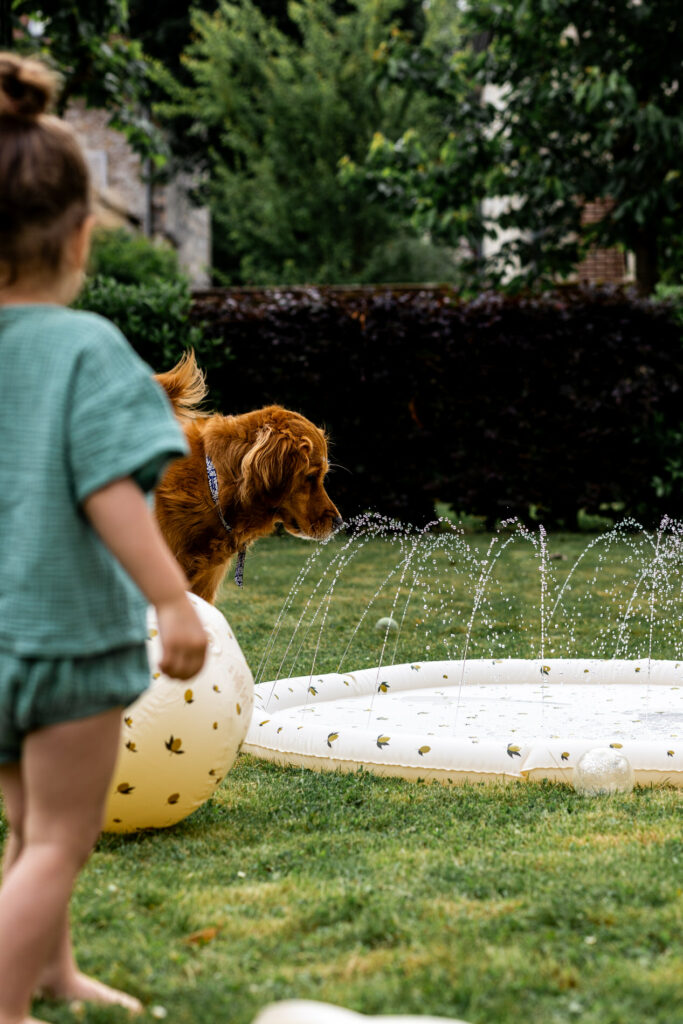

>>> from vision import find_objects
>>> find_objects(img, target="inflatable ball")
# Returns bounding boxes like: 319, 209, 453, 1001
252, 1000, 470, 1024
103, 594, 254, 833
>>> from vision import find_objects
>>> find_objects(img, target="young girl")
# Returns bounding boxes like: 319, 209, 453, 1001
0, 53, 208, 1023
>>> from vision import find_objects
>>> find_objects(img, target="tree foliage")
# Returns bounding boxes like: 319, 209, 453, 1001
348, 0, 683, 293
6, 0, 167, 165
154, 0, 446, 285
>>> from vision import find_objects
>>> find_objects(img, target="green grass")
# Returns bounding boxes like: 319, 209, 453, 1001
4, 528, 683, 1024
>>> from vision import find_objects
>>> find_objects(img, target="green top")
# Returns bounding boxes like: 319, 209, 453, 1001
0, 304, 188, 656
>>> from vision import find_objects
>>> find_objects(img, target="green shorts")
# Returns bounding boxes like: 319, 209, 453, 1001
0, 644, 150, 764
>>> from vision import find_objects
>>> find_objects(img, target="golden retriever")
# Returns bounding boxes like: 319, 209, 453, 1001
154, 352, 342, 604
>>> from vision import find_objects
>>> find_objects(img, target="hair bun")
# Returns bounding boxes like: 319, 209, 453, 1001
0, 53, 58, 118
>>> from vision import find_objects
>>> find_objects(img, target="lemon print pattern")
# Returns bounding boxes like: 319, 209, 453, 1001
103, 595, 254, 833
241, 658, 683, 788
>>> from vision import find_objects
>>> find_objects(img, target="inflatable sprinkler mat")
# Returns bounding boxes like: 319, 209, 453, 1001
243, 659, 683, 787
104, 595, 254, 833
252, 1000, 469, 1024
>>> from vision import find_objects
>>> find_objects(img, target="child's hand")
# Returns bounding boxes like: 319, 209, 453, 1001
156, 594, 208, 680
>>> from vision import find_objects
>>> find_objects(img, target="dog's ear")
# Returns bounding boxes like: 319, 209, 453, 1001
238, 426, 313, 501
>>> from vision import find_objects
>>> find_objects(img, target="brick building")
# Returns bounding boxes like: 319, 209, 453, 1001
575, 197, 632, 286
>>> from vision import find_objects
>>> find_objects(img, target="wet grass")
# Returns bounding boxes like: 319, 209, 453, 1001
4, 527, 682, 1024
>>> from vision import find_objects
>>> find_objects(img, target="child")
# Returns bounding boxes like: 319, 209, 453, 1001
0, 53, 208, 1023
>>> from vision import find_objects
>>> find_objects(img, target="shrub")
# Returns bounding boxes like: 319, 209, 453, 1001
190, 285, 683, 527
88, 228, 181, 286
358, 236, 461, 286
74, 277, 227, 378
655, 283, 683, 319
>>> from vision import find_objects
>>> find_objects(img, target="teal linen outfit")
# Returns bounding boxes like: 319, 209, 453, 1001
0, 305, 188, 762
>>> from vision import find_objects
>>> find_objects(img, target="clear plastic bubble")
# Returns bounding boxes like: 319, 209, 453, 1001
573, 746, 635, 796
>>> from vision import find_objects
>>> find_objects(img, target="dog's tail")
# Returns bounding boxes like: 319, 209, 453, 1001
155, 350, 208, 421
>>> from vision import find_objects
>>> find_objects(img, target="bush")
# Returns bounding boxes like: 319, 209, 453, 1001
88, 228, 181, 286
655, 283, 683, 317
358, 236, 461, 286
74, 276, 227, 378
190, 285, 683, 527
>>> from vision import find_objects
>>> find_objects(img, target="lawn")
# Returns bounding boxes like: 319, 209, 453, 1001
8, 523, 683, 1024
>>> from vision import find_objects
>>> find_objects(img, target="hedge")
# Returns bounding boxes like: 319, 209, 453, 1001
74, 276, 228, 383
75, 279, 683, 527
185, 285, 683, 527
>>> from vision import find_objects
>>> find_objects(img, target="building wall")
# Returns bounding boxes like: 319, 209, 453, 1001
575, 198, 629, 286
479, 85, 630, 287
64, 101, 211, 287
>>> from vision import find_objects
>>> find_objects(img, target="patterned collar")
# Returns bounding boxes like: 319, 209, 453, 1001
205, 454, 246, 588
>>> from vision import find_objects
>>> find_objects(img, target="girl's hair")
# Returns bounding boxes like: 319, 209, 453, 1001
0, 52, 92, 286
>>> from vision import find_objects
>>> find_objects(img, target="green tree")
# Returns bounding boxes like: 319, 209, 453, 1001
154, 0, 443, 284
5, 1, 167, 166
349, 0, 683, 294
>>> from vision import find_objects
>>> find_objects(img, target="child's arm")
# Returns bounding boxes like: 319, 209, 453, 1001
82, 477, 208, 680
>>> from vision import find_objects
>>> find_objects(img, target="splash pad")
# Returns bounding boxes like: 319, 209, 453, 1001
243, 516, 683, 788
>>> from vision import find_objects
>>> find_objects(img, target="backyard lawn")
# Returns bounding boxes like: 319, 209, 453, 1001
11, 525, 683, 1024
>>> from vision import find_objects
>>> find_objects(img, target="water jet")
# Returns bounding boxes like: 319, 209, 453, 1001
243, 515, 683, 788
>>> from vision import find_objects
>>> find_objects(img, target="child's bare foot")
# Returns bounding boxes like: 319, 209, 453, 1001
38, 974, 142, 1014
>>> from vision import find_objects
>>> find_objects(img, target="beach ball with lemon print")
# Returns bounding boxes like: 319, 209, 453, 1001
103, 594, 254, 833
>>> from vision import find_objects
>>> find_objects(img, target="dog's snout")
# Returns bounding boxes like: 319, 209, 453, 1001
332, 516, 344, 530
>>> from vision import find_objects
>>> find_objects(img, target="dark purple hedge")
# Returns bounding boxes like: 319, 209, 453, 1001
186, 285, 683, 527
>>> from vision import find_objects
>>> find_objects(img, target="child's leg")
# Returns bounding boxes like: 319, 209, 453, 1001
0, 763, 24, 879
0, 708, 139, 1024
0, 768, 43, 1024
